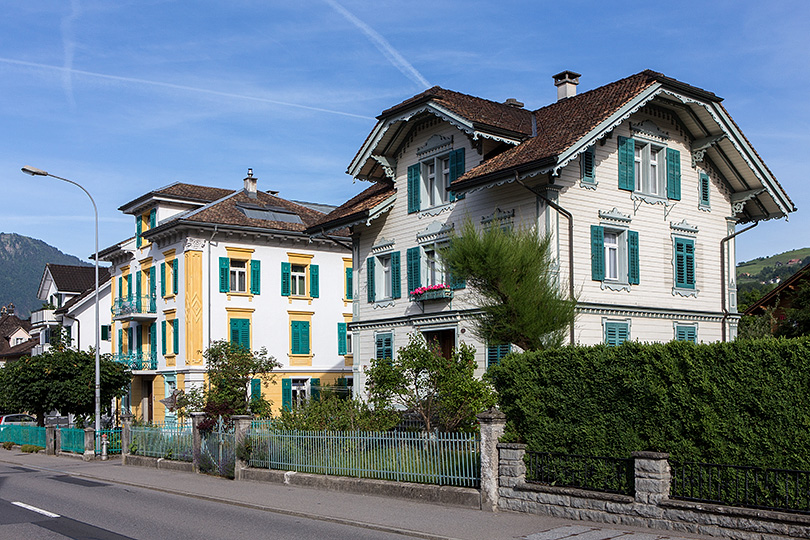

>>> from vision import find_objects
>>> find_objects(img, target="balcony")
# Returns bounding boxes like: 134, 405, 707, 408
31, 308, 57, 326
409, 287, 453, 302
112, 352, 157, 370
112, 296, 157, 321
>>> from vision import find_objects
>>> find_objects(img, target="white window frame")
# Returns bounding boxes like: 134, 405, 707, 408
291, 378, 308, 409
377, 254, 392, 300
345, 331, 353, 355
290, 264, 307, 296
634, 141, 666, 197
229, 259, 247, 293
422, 155, 451, 208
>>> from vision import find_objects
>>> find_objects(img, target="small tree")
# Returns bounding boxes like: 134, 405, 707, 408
441, 220, 576, 352
203, 340, 280, 416
0, 348, 131, 426
366, 334, 496, 432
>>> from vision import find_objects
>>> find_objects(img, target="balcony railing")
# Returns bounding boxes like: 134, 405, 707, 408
112, 352, 157, 370
409, 288, 453, 302
31, 308, 57, 325
112, 296, 157, 318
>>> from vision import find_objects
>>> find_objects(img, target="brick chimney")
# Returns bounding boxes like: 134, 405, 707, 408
553, 70, 581, 101
243, 168, 257, 199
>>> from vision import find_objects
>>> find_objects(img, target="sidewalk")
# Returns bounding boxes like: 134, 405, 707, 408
0, 451, 716, 540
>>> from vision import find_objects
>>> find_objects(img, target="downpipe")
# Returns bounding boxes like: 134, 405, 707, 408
720, 221, 758, 341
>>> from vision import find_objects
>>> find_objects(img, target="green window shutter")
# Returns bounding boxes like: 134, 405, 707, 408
172, 319, 179, 354
591, 225, 605, 281
291, 321, 310, 355
676, 325, 697, 343
309, 264, 319, 298
675, 238, 696, 289
582, 147, 595, 183
127, 328, 133, 354
250, 259, 261, 295
136, 216, 142, 247
281, 262, 291, 297
136, 326, 142, 355
118, 276, 123, 299
406, 247, 421, 294
338, 322, 347, 355
251, 378, 262, 400
407, 164, 421, 213
160, 263, 166, 297
290, 321, 299, 354
699, 173, 711, 207
666, 148, 681, 200
617, 136, 635, 191
282, 379, 292, 411
149, 324, 156, 358
230, 318, 240, 346
241, 319, 250, 349
391, 251, 401, 299
300, 321, 310, 354
149, 266, 156, 303
449, 272, 466, 290
172, 259, 179, 295
366, 258, 375, 302
310, 378, 320, 401
448, 147, 466, 201
136, 272, 142, 311
376, 332, 393, 361
345, 267, 353, 300
101, 325, 109, 341
219, 258, 230, 293
605, 322, 629, 346
127, 276, 132, 299
149, 208, 157, 228
627, 230, 640, 285
118, 328, 123, 355
230, 318, 250, 349
487, 343, 511, 369
161, 321, 166, 355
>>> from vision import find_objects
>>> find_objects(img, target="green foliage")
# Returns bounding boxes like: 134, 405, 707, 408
440, 220, 576, 351
203, 340, 280, 415
737, 313, 775, 340
775, 281, 810, 338
366, 334, 496, 432
0, 348, 131, 426
276, 391, 399, 431
486, 338, 810, 470
174, 386, 206, 422
2, 441, 13, 450
20, 444, 43, 453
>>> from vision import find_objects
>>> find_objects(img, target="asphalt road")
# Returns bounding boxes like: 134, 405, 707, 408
0, 463, 414, 540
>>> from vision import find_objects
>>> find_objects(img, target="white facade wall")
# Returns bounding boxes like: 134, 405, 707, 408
60, 282, 112, 355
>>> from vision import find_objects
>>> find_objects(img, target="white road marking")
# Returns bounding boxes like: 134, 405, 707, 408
12, 501, 60, 518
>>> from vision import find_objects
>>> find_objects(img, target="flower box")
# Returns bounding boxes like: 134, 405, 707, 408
410, 285, 453, 301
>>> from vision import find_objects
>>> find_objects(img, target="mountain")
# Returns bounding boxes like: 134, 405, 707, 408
0, 232, 91, 318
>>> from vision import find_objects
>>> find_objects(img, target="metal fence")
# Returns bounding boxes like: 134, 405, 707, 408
248, 427, 480, 487
59, 428, 86, 454
200, 417, 235, 478
525, 451, 635, 496
130, 422, 193, 461
95, 428, 122, 455
0, 425, 46, 447
671, 461, 810, 514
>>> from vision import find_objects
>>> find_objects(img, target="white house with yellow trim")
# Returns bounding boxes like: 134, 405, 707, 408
99, 171, 352, 422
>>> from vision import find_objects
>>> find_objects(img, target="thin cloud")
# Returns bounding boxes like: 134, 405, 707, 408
323, 0, 430, 89
60, 0, 81, 108
0, 57, 374, 121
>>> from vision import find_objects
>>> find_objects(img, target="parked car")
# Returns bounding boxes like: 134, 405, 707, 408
0, 414, 36, 425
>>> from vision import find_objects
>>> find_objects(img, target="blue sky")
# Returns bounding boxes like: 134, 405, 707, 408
1, 0, 807, 264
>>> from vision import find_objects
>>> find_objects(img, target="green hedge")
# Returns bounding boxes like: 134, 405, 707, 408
486, 337, 810, 469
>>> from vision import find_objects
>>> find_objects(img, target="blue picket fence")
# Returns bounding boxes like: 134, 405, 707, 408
0, 425, 46, 447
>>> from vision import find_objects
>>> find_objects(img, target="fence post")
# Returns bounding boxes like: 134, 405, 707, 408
83, 427, 95, 461
477, 408, 506, 512
121, 414, 133, 460
232, 415, 252, 481
632, 451, 671, 511
191, 412, 205, 474
55, 428, 62, 455
45, 425, 56, 455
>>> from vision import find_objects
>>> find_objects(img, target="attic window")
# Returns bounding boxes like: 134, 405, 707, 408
236, 204, 303, 224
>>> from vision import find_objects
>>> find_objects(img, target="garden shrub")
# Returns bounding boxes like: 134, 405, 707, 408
2, 441, 14, 450
486, 337, 810, 469
21, 444, 44, 453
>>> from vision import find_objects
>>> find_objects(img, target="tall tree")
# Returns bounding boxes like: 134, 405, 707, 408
441, 220, 576, 351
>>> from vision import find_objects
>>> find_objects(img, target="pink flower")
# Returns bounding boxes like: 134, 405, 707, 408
410, 283, 449, 296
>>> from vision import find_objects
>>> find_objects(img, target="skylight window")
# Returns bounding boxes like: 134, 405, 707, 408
237, 204, 303, 224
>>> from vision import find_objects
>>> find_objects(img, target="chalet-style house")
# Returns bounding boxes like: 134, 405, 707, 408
99, 172, 352, 422
0, 305, 35, 364
307, 70, 795, 397
745, 262, 810, 322
30, 264, 112, 356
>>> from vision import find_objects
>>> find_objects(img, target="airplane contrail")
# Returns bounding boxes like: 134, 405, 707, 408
323, 0, 430, 89
0, 57, 375, 121
60, 0, 81, 107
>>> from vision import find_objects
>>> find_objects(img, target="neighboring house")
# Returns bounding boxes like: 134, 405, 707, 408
30, 264, 112, 356
744, 262, 810, 321
0, 306, 35, 365
307, 70, 794, 398
98, 171, 352, 423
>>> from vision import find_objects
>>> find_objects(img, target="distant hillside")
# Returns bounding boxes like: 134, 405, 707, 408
736, 247, 810, 311
0, 233, 91, 318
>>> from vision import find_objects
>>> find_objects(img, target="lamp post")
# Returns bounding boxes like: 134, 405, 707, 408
21, 166, 101, 439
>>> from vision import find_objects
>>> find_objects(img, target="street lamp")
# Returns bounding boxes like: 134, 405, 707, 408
21, 166, 101, 440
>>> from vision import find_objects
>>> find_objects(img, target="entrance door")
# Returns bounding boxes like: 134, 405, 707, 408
423, 329, 455, 359
141, 379, 153, 423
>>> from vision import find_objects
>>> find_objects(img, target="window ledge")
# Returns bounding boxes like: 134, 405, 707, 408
227, 292, 254, 301
579, 180, 598, 190
601, 281, 631, 292
698, 204, 711, 212
288, 295, 312, 305
372, 300, 396, 309
418, 202, 454, 218
163, 294, 176, 301
672, 287, 699, 298
631, 192, 669, 206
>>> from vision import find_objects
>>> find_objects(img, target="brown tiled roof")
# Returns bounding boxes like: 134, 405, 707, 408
54, 270, 113, 314
153, 183, 235, 203
0, 337, 37, 358
47, 264, 111, 294
455, 71, 663, 183
380, 86, 534, 137
306, 181, 396, 233
0, 314, 30, 353
181, 190, 328, 233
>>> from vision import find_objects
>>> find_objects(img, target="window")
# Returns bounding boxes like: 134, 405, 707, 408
366, 252, 400, 302
375, 332, 393, 362
281, 378, 319, 410
604, 321, 630, 346
220, 257, 261, 295
230, 260, 247, 292
487, 343, 511, 369
101, 325, 111, 341
580, 147, 596, 187
407, 148, 465, 213
407, 245, 464, 296
290, 264, 306, 296
343, 258, 353, 301
281, 255, 317, 299
136, 208, 156, 248
591, 226, 639, 287
699, 172, 711, 210
338, 322, 350, 355
161, 256, 179, 297
290, 320, 310, 355
230, 318, 250, 349
675, 325, 697, 343
617, 136, 680, 200
674, 237, 696, 290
